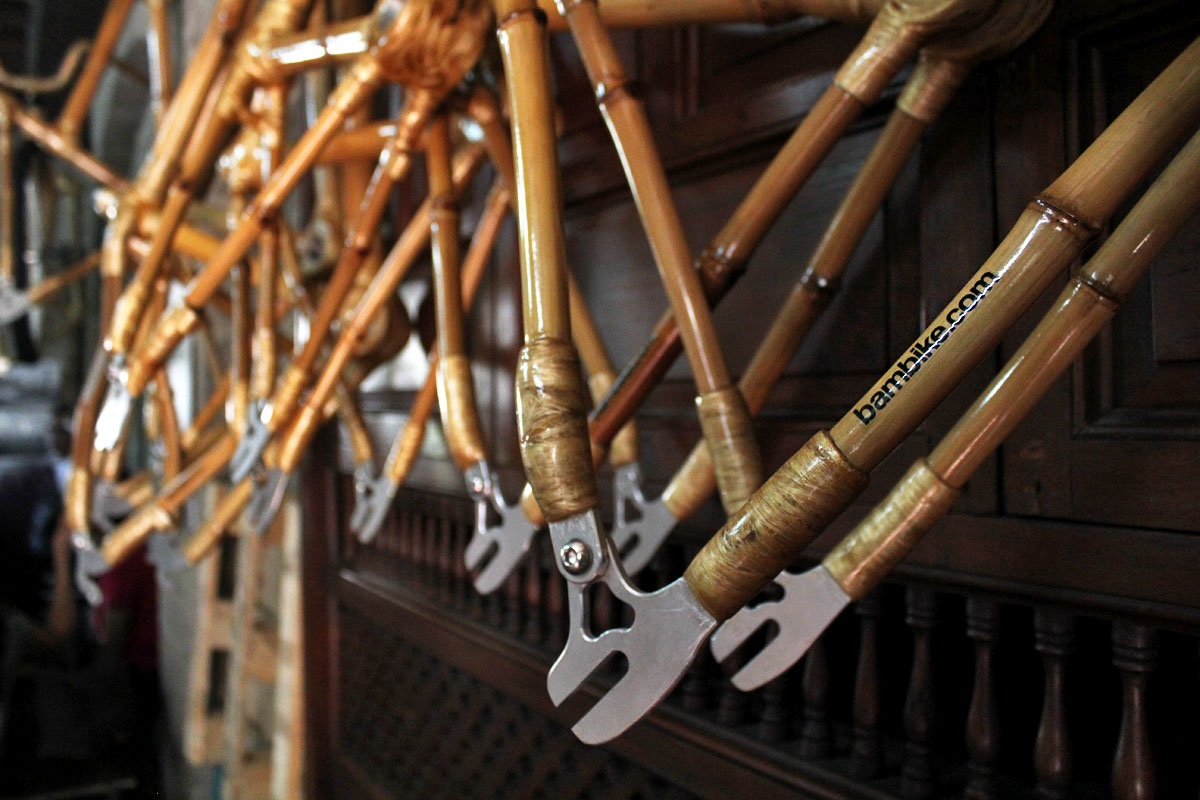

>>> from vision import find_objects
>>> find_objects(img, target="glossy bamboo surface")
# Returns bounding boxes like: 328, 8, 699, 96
539, 0, 884, 30
499, 0, 599, 522
685, 34, 1200, 621
274, 141, 488, 474
826, 124, 1200, 599
385, 183, 510, 485
54, 0, 137, 142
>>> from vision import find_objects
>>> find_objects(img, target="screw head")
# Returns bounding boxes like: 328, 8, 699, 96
559, 539, 593, 575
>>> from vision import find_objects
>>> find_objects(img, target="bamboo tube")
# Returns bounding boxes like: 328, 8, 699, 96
108, 0, 314, 361
5, 99, 130, 191
428, 115, 487, 470
229, 251, 252, 429
251, 85, 288, 402
565, 0, 759, 510
825, 126, 1200, 600
566, 274, 637, 467
154, 370, 183, 480
539, 0, 885, 29
681, 36, 1200, 622
146, 0, 173, 121
263, 113, 465, 443
66, 351, 111, 535
26, 251, 101, 305
0, 41, 89, 95
317, 121, 396, 164
54, 0, 137, 143
272, 142, 488, 475
113, 470, 156, 508
337, 386, 375, 467
558, 0, 739, 386
383, 183, 510, 487
253, 222, 281, 400
496, 0, 599, 523
119, 56, 401, 398
182, 0, 490, 312
587, 0, 990, 453
179, 56, 384, 309
100, 429, 238, 567
464, 87, 639, 470
655, 0, 1052, 523
249, 15, 373, 83
183, 478, 254, 564
0, 103, 13, 284
183, 376, 231, 452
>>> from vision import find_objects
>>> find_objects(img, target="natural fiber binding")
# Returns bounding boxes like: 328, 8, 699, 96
101, 502, 173, 567
516, 337, 597, 523
683, 430, 867, 621
661, 441, 714, 520
127, 305, 200, 394
823, 458, 958, 599
696, 387, 762, 514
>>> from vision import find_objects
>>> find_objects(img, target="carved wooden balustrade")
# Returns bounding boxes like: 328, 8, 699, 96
302, 461, 1198, 799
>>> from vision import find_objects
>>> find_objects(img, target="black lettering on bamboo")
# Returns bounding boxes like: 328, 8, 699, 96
854, 272, 998, 426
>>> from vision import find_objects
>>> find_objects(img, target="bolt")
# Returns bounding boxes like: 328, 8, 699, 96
559, 539, 592, 575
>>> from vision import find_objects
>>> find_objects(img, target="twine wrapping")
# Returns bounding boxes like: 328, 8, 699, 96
515, 337, 597, 523
101, 502, 173, 567
823, 459, 958, 599
684, 430, 867, 621
697, 387, 762, 514
127, 305, 200, 394
661, 441, 715, 521
436, 354, 487, 470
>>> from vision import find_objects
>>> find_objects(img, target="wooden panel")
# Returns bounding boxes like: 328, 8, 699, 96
1001, 2, 1200, 532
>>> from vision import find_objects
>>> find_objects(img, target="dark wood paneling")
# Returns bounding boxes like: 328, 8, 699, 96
1000, 1, 1200, 532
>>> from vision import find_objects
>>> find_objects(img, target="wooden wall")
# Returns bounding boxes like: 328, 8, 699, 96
304, 2, 1200, 797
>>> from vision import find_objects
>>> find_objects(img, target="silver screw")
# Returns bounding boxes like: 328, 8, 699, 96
559, 539, 592, 575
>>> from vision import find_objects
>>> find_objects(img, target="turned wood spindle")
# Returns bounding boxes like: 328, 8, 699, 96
452, 520, 469, 607
799, 636, 833, 758
1033, 608, 1074, 800
438, 516, 454, 602
717, 646, 750, 726
504, 567, 523, 636
902, 587, 938, 799
757, 675, 788, 743
965, 597, 1001, 800
1111, 621, 1157, 800
523, 549, 544, 645
851, 590, 883, 779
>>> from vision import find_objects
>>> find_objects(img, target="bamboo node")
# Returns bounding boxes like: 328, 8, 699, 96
1073, 270, 1127, 306
798, 266, 841, 298
696, 246, 745, 296
1032, 196, 1101, 240
497, 6, 548, 30
683, 430, 867, 620
595, 79, 641, 107
516, 338, 598, 522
